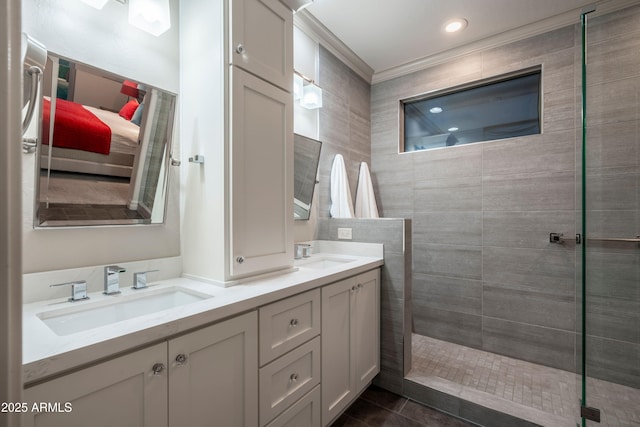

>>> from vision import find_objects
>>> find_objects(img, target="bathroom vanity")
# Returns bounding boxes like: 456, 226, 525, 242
22, 243, 383, 427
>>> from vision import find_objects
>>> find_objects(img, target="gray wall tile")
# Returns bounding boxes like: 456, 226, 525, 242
413, 306, 483, 348
586, 336, 640, 389
483, 284, 576, 331
482, 318, 576, 372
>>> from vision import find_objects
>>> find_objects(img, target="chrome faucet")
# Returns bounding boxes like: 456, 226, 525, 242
50, 280, 89, 302
104, 265, 126, 295
132, 269, 159, 290
294, 243, 311, 259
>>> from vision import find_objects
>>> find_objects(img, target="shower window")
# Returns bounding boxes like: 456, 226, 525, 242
401, 67, 541, 152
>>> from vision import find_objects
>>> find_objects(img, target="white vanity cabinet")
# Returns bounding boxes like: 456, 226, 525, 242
258, 289, 322, 426
23, 342, 168, 427
168, 311, 258, 427
321, 269, 380, 425
23, 312, 258, 427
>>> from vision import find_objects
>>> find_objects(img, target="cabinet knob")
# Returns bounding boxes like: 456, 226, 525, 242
236, 256, 245, 264
175, 353, 188, 365
235, 44, 246, 54
152, 363, 165, 375
289, 373, 299, 383
289, 318, 299, 328
357, 283, 363, 289
351, 285, 357, 293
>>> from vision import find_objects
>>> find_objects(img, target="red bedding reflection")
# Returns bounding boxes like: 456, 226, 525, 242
42, 97, 112, 155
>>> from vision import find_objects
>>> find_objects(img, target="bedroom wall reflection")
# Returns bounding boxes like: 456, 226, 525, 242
36, 55, 177, 227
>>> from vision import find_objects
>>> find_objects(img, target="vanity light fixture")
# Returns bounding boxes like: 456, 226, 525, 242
80, 0, 109, 9
281, 0, 313, 13
295, 70, 323, 110
444, 18, 468, 33
128, 0, 171, 36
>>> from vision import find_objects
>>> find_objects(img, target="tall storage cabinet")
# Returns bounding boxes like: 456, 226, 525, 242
181, 0, 294, 284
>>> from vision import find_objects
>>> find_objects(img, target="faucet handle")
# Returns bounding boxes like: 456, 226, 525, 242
132, 270, 159, 290
50, 281, 89, 302
105, 265, 126, 273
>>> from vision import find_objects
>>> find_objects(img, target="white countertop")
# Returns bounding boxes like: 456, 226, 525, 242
23, 248, 383, 384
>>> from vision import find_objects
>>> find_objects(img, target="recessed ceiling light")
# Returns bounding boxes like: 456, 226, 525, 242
448, 127, 459, 132
444, 18, 468, 33
429, 107, 443, 114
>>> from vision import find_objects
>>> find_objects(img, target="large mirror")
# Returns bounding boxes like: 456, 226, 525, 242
35, 55, 177, 227
293, 134, 322, 221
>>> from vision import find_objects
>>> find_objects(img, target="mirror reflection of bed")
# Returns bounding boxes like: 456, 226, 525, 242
37, 55, 176, 226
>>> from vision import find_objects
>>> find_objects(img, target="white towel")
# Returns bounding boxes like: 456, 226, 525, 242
330, 154, 354, 218
355, 162, 380, 218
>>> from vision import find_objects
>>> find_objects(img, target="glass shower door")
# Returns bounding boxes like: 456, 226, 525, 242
580, 5, 640, 426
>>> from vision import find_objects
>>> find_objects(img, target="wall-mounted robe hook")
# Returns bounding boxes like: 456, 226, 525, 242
188, 155, 205, 164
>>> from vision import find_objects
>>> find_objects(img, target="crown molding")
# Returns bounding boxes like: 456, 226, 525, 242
294, 10, 374, 83
296, 0, 638, 86
372, 0, 639, 84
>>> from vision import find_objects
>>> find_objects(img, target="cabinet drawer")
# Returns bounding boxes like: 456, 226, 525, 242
259, 289, 320, 365
265, 385, 320, 427
259, 336, 320, 426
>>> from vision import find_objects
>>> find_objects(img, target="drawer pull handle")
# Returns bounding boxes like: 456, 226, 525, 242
152, 363, 165, 375
175, 353, 188, 365
289, 318, 299, 327
289, 373, 299, 383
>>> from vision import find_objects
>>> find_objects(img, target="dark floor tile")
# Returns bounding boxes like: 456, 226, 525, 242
331, 413, 369, 426
344, 399, 424, 427
360, 385, 408, 412
400, 399, 472, 426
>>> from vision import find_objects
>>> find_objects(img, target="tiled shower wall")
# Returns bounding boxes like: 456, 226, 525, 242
371, 26, 581, 372
371, 4, 640, 386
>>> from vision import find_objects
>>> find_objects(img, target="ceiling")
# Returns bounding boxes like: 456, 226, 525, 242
304, 0, 597, 75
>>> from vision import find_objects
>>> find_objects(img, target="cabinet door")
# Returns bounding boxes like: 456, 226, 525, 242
231, 0, 293, 91
321, 276, 357, 425
354, 269, 380, 391
23, 343, 168, 427
168, 311, 258, 427
230, 67, 293, 278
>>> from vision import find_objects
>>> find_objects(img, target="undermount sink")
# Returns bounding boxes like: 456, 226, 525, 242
295, 255, 356, 270
38, 286, 212, 336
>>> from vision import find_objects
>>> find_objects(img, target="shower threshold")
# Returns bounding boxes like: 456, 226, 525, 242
405, 334, 639, 427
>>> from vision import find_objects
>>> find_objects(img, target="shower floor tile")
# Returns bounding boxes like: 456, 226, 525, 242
408, 334, 640, 427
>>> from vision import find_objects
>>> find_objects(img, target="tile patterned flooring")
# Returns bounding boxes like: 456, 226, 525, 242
332, 385, 477, 426
407, 334, 640, 427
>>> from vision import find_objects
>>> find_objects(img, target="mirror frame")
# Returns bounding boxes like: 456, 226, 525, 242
293, 133, 322, 221
33, 54, 178, 228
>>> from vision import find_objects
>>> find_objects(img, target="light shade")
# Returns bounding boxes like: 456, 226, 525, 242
81, 0, 109, 9
128, 0, 171, 36
121, 80, 140, 98
293, 74, 304, 101
280, 0, 313, 12
301, 83, 322, 109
